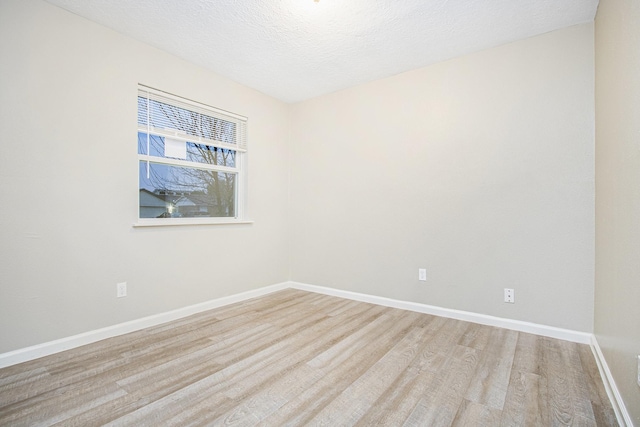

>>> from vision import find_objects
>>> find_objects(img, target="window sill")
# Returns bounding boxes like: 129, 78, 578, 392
133, 218, 254, 228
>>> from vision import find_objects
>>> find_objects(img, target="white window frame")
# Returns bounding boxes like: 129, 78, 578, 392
134, 85, 250, 227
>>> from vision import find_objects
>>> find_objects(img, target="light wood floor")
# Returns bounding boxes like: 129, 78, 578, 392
0, 289, 618, 426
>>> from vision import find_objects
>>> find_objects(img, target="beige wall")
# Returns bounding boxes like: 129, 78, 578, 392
0, 0, 601, 360
595, 0, 640, 421
0, 0, 291, 353
2, 0, 634, 417
290, 24, 595, 332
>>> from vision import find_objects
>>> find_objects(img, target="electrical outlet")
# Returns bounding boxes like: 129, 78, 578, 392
637, 355, 640, 387
418, 268, 427, 281
117, 282, 127, 298
504, 288, 514, 303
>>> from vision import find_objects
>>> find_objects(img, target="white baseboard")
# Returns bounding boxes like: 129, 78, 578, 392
1, 280, 630, 425
590, 336, 634, 427
290, 281, 633, 425
288, 281, 593, 344
0, 282, 290, 369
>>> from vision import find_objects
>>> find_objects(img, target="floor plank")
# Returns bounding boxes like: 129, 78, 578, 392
0, 289, 619, 426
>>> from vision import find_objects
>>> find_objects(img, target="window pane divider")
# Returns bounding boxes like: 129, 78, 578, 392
138, 154, 238, 173
138, 126, 245, 153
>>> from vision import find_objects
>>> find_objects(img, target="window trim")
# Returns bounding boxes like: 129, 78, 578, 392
133, 218, 254, 228
135, 85, 249, 227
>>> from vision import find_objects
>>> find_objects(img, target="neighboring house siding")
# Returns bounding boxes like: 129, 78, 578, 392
139, 190, 168, 218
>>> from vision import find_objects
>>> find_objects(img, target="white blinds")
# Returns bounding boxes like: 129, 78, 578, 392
137, 85, 247, 152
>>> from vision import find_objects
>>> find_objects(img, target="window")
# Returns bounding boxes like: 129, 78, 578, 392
136, 85, 248, 225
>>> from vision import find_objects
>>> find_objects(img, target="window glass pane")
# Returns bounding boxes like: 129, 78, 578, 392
137, 132, 236, 167
139, 161, 236, 218
138, 96, 237, 144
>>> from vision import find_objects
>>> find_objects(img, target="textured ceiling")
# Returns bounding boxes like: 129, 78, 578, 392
45, 0, 599, 103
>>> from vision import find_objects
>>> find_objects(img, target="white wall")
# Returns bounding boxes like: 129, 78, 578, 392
595, 0, 640, 421
0, 0, 290, 353
289, 24, 595, 332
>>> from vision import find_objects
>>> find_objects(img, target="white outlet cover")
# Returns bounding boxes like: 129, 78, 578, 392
117, 282, 127, 298
504, 288, 515, 303
418, 269, 427, 281
637, 355, 640, 387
